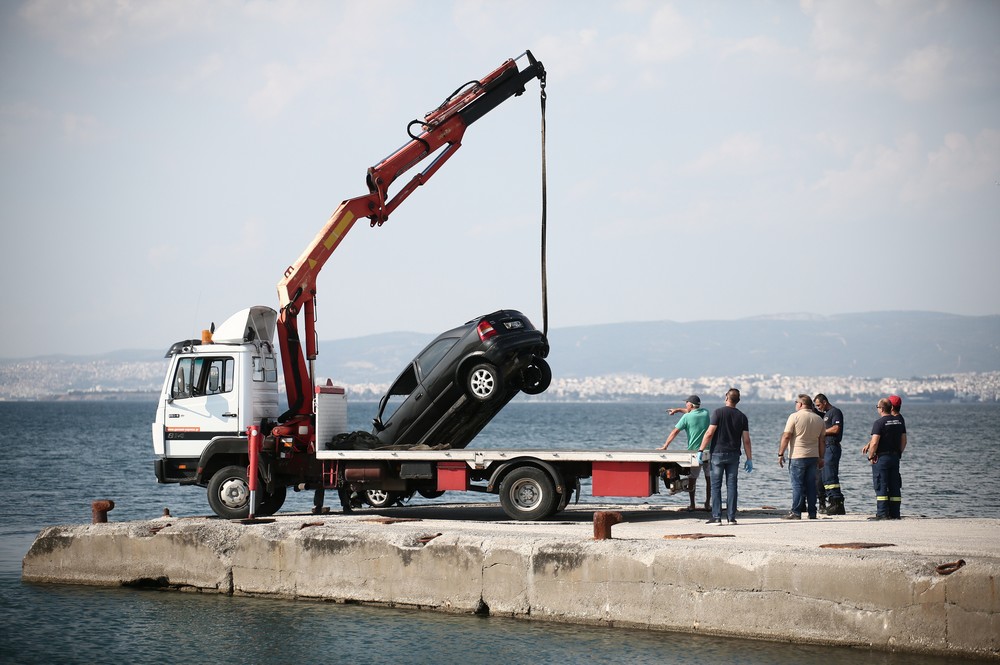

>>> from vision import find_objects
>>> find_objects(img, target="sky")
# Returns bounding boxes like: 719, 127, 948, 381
1, 0, 998, 358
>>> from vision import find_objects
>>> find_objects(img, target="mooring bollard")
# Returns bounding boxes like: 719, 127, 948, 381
593, 511, 623, 540
91, 499, 115, 524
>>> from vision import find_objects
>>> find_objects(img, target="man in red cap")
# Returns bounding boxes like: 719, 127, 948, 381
863, 397, 907, 519
889, 394, 902, 416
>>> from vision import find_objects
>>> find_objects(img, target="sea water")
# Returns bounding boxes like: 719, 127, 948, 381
1, 400, 995, 663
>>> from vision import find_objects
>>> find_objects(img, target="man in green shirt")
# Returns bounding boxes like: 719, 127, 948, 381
660, 395, 711, 511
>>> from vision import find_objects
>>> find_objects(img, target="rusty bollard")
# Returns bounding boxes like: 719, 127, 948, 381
91, 500, 115, 524
593, 511, 623, 540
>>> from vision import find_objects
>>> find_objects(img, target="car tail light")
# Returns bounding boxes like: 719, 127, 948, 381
477, 320, 498, 341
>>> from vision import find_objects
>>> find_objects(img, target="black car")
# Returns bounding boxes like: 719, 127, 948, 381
371, 309, 550, 449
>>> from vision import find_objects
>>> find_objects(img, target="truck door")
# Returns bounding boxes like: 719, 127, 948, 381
162, 355, 240, 457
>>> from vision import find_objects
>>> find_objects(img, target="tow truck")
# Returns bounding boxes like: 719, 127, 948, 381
151, 50, 699, 520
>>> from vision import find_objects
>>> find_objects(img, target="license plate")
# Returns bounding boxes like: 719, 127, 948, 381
503, 321, 524, 330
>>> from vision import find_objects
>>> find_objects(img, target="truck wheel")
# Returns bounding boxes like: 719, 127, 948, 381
257, 484, 287, 517
207, 465, 253, 519
465, 362, 503, 402
499, 467, 556, 521
417, 489, 445, 499
364, 488, 403, 508
519, 358, 552, 395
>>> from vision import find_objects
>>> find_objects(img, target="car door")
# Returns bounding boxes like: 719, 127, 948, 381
373, 337, 460, 446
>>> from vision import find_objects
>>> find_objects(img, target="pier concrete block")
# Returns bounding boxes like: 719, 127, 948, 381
22, 523, 233, 592
20, 513, 1000, 660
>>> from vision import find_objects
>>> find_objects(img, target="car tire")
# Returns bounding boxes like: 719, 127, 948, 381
465, 362, 503, 402
364, 488, 404, 508
519, 358, 552, 395
499, 466, 557, 521
417, 489, 445, 499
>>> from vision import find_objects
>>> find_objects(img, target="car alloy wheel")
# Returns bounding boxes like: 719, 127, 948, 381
465, 362, 503, 402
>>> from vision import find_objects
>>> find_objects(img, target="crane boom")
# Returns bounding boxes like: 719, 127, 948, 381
273, 50, 546, 423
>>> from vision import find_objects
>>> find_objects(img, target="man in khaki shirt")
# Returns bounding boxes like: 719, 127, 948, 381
777, 394, 826, 519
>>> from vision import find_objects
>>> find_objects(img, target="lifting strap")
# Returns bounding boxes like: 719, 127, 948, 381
539, 73, 549, 337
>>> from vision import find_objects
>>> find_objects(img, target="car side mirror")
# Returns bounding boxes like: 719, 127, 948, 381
372, 417, 385, 432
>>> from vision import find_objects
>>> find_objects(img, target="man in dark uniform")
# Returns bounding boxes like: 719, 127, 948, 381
814, 394, 846, 515
862, 397, 907, 520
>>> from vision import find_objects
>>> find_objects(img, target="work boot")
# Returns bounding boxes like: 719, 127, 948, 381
818, 495, 827, 513
825, 499, 846, 516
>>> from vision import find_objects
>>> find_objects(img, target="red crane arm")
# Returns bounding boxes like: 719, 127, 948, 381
275, 51, 545, 422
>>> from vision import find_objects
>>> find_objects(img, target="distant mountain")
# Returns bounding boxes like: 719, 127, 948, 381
2, 312, 997, 400
541, 311, 1000, 380
308, 311, 999, 383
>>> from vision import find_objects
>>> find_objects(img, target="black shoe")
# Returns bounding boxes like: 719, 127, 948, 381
706, 518, 722, 525
808, 514, 818, 519
781, 512, 801, 520
727, 519, 738, 525
867, 515, 888, 521
825, 500, 846, 516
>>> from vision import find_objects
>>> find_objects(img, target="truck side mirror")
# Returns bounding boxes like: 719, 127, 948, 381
372, 417, 385, 432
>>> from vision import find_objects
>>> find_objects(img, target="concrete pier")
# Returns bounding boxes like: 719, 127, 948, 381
22, 504, 999, 660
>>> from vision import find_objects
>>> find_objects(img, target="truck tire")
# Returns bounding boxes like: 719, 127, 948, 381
499, 467, 556, 521
207, 465, 253, 519
465, 362, 503, 402
257, 484, 287, 517
519, 358, 552, 395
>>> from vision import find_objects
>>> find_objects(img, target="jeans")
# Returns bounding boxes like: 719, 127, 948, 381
789, 457, 819, 518
710, 451, 740, 521
823, 442, 844, 501
872, 452, 902, 518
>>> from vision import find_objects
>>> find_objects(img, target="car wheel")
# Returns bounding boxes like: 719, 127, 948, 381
519, 358, 552, 395
499, 466, 557, 521
364, 488, 403, 508
417, 489, 445, 499
465, 362, 503, 402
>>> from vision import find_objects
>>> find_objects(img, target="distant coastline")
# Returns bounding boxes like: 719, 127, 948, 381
4, 371, 996, 404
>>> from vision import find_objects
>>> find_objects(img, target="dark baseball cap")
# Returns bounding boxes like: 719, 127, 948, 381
686, 395, 701, 406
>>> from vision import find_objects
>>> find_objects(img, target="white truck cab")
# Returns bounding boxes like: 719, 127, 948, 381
152, 306, 281, 485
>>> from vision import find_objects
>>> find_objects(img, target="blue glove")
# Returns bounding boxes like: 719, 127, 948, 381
694, 450, 703, 465
744, 459, 754, 473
